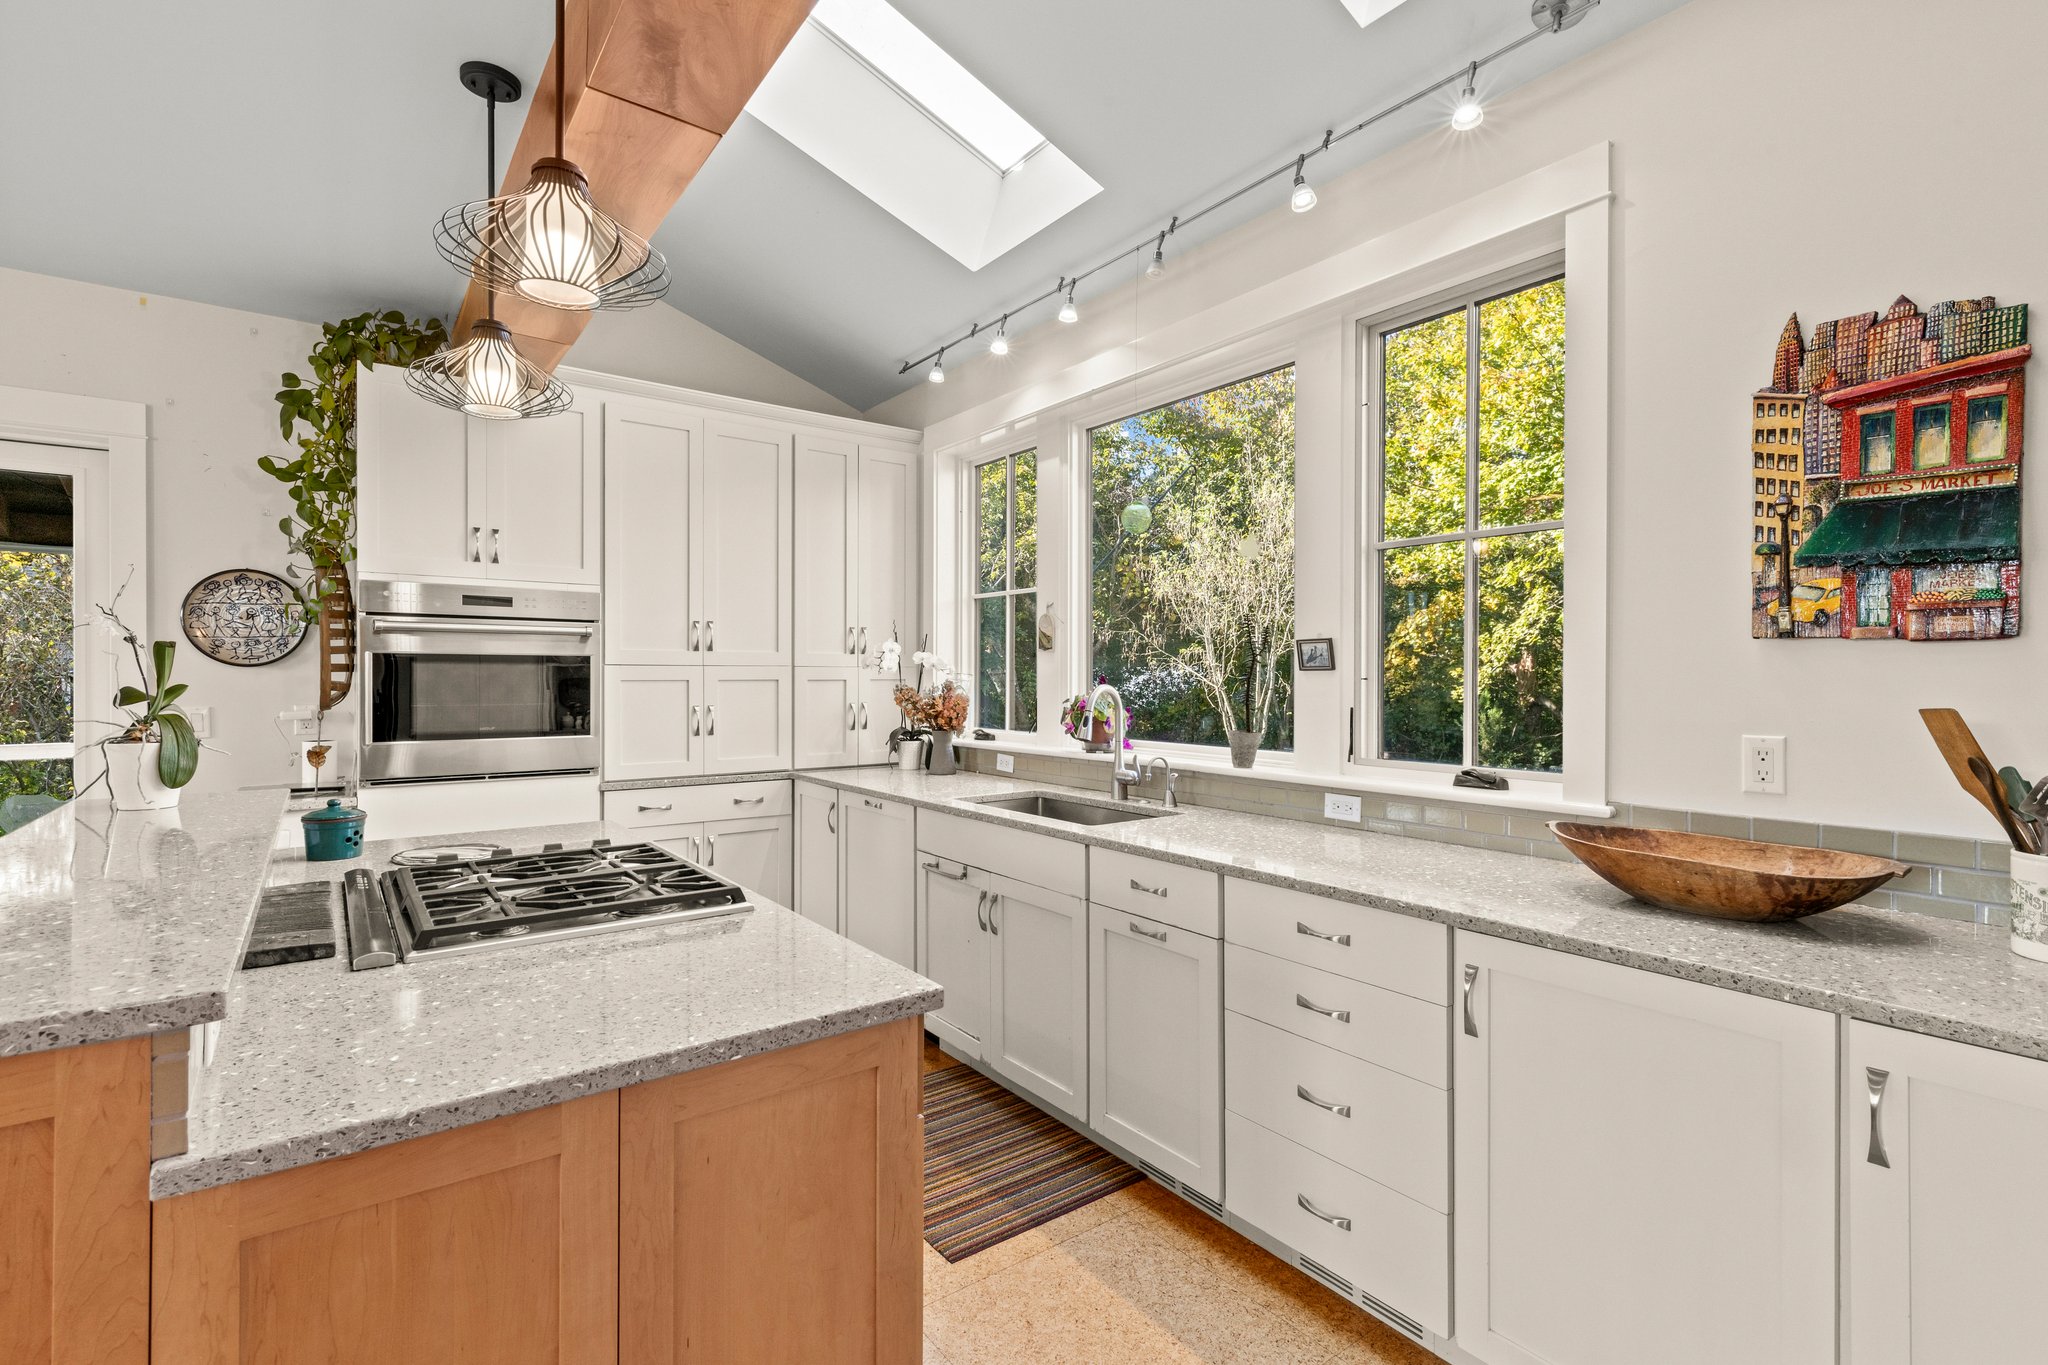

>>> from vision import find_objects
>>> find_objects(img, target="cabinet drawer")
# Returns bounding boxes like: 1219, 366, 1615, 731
916, 808, 1086, 900
1225, 878, 1446, 1005
1224, 1111, 1448, 1339
1225, 1012, 1447, 1212
1225, 945, 1446, 1088
1090, 848, 1220, 937
604, 779, 792, 829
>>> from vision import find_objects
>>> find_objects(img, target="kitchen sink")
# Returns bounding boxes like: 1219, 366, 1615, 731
972, 793, 1172, 825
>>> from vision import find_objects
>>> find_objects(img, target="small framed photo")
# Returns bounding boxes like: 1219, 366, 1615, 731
1295, 638, 1335, 671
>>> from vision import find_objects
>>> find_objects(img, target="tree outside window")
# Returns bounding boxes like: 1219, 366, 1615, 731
1374, 276, 1564, 774
972, 450, 1037, 731
1090, 367, 1295, 751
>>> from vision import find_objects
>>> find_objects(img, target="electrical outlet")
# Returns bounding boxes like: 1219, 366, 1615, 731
1742, 735, 1786, 795
185, 707, 212, 739
279, 708, 319, 739
995, 753, 1015, 774
1324, 793, 1363, 823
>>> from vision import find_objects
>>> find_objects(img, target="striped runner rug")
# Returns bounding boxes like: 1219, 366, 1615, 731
923, 1062, 1144, 1262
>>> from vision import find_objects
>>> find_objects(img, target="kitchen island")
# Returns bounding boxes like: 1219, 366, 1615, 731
0, 793, 940, 1365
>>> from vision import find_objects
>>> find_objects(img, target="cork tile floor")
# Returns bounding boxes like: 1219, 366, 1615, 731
920, 1043, 1447, 1365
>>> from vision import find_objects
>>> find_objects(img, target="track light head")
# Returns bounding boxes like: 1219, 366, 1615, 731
928, 350, 947, 384
1289, 156, 1317, 214
1058, 282, 1078, 323
989, 317, 1010, 356
1145, 232, 1166, 278
1451, 63, 1484, 131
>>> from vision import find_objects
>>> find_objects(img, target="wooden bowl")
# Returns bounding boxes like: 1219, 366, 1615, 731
1548, 823, 1908, 922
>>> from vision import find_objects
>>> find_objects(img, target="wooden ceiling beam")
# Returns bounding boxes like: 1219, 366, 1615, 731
451, 0, 812, 373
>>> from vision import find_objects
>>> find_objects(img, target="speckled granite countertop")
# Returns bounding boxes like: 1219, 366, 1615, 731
806, 768, 2048, 1063
599, 771, 790, 791
149, 817, 940, 1198
0, 790, 286, 1056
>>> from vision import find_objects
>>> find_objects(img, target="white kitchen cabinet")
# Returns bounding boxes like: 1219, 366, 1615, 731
700, 666, 791, 775
792, 781, 841, 932
986, 871, 1088, 1123
919, 856, 991, 1060
857, 670, 908, 764
792, 667, 860, 769
1846, 1020, 2048, 1365
602, 402, 699, 664
357, 362, 478, 581
1089, 904, 1221, 1199
701, 813, 792, 906
358, 366, 598, 586
479, 401, 600, 584
698, 417, 792, 667
602, 666, 699, 782
793, 434, 858, 668
1453, 930, 1836, 1365
854, 443, 918, 662
840, 792, 916, 969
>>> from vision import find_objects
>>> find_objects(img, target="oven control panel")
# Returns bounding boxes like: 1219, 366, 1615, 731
358, 576, 600, 622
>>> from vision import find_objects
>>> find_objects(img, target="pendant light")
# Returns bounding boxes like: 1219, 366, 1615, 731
434, 0, 670, 311
408, 63, 573, 420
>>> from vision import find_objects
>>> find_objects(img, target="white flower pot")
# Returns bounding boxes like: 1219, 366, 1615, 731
104, 741, 180, 811
2009, 851, 2048, 961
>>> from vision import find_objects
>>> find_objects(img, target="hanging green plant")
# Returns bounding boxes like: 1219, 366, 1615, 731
258, 310, 447, 617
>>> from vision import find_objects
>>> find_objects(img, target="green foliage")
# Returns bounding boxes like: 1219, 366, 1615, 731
258, 309, 447, 613
100, 612, 200, 789
1379, 280, 1565, 772
0, 548, 76, 816
1091, 368, 1296, 750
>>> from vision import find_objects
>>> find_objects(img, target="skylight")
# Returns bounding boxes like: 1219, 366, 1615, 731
1336, 0, 1418, 26
809, 0, 1046, 173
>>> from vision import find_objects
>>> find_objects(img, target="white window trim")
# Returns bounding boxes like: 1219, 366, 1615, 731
926, 144, 1614, 814
964, 446, 1040, 736
0, 384, 151, 803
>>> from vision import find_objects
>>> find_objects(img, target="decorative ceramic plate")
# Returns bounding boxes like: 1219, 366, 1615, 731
180, 569, 307, 667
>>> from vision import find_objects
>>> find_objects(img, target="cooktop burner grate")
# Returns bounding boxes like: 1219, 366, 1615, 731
387, 840, 749, 952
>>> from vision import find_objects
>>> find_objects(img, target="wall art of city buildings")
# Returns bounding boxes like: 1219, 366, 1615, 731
1750, 295, 2026, 641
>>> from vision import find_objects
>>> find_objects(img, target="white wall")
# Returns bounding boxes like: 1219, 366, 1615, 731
0, 266, 849, 794
867, 0, 2048, 839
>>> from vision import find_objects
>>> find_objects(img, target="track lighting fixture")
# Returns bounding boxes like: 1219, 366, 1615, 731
989, 316, 1010, 356
1058, 281, 1079, 324
1289, 156, 1318, 214
928, 349, 947, 384
1145, 231, 1167, 278
1451, 63, 1485, 131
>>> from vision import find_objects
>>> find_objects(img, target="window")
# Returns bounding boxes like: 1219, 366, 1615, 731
1371, 274, 1564, 773
1090, 366, 1296, 751
1968, 395, 2009, 462
0, 460, 78, 834
1913, 403, 1951, 469
971, 450, 1037, 732
1860, 411, 1896, 475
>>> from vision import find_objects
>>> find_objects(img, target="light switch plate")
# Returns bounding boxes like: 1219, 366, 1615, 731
995, 753, 1015, 774
1742, 735, 1786, 794
1324, 793, 1362, 823
185, 707, 212, 739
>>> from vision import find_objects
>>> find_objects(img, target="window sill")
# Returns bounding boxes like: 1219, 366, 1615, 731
952, 736, 1613, 818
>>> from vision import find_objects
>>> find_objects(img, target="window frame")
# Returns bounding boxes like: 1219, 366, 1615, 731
1355, 255, 1570, 790
967, 447, 1038, 736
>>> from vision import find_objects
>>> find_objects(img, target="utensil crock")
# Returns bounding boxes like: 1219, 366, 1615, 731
2010, 851, 2048, 961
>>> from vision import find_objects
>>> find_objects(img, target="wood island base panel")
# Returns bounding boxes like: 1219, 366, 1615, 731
150, 1018, 923, 1365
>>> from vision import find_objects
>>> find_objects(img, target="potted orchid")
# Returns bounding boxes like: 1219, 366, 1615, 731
1061, 678, 1133, 753
893, 645, 967, 776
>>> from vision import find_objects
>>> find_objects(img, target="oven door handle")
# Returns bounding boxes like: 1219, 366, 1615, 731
369, 619, 594, 639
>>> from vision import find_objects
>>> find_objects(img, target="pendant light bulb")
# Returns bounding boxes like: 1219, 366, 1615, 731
928, 350, 947, 384
989, 317, 1010, 356
1145, 232, 1166, 279
1289, 156, 1317, 214
1451, 64, 1484, 131
408, 317, 573, 420
1058, 282, 1079, 324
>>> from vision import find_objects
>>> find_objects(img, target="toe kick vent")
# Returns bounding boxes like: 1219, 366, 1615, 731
1296, 1257, 1428, 1345
1298, 1254, 1353, 1297
1137, 1161, 1224, 1222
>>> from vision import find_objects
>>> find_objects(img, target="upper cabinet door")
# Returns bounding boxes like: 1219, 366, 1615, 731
699, 417, 792, 666
700, 666, 792, 776
793, 434, 858, 668
481, 398, 600, 585
1847, 1020, 2048, 1365
791, 667, 859, 770
356, 362, 482, 581
602, 666, 701, 782
854, 444, 918, 663
604, 403, 702, 665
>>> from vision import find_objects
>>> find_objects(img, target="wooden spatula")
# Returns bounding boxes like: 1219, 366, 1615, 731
1920, 708, 2010, 827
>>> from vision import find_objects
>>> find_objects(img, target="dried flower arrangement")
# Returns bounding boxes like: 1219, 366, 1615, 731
894, 648, 968, 735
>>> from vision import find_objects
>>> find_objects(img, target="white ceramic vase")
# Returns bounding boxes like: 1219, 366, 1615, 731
2009, 850, 2048, 961
104, 741, 181, 811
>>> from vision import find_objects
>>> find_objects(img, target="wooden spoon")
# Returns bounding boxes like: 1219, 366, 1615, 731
1920, 708, 2010, 827
1969, 755, 2039, 855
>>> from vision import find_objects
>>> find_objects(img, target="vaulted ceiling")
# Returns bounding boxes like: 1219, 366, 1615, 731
0, 0, 1686, 412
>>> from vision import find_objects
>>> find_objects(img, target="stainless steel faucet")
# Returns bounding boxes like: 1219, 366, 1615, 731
1088, 681, 1140, 801
1143, 754, 1178, 808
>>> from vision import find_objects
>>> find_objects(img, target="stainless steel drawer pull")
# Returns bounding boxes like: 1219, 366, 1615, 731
1294, 994, 1351, 1023
706, 706, 716, 737
975, 889, 990, 932
691, 620, 701, 651
705, 620, 715, 651
863, 797, 883, 809
1295, 922, 1352, 946
848, 702, 857, 731
826, 802, 837, 834
859, 702, 870, 730
1296, 1194, 1351, 1232
858, 625, 869, 654
731, 795, 765, 806
637, 803, 673, 813
691, 705, 701, 737
1462, 964, 1480, 1038
923, 860, 970, 882
705, 834, 715, 866
470, 526, 482, 562
1128, 878, 1168, 898
490, 527, 502, 563
988, 895, 1001, 936
1296, 1085, 1352, 1118
1866, 1067, 1891, 1169
1130, 921, 1168, 942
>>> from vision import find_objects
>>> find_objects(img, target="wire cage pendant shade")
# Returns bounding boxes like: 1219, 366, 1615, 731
434, 157, 670, 311
406, 316, 574, 419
